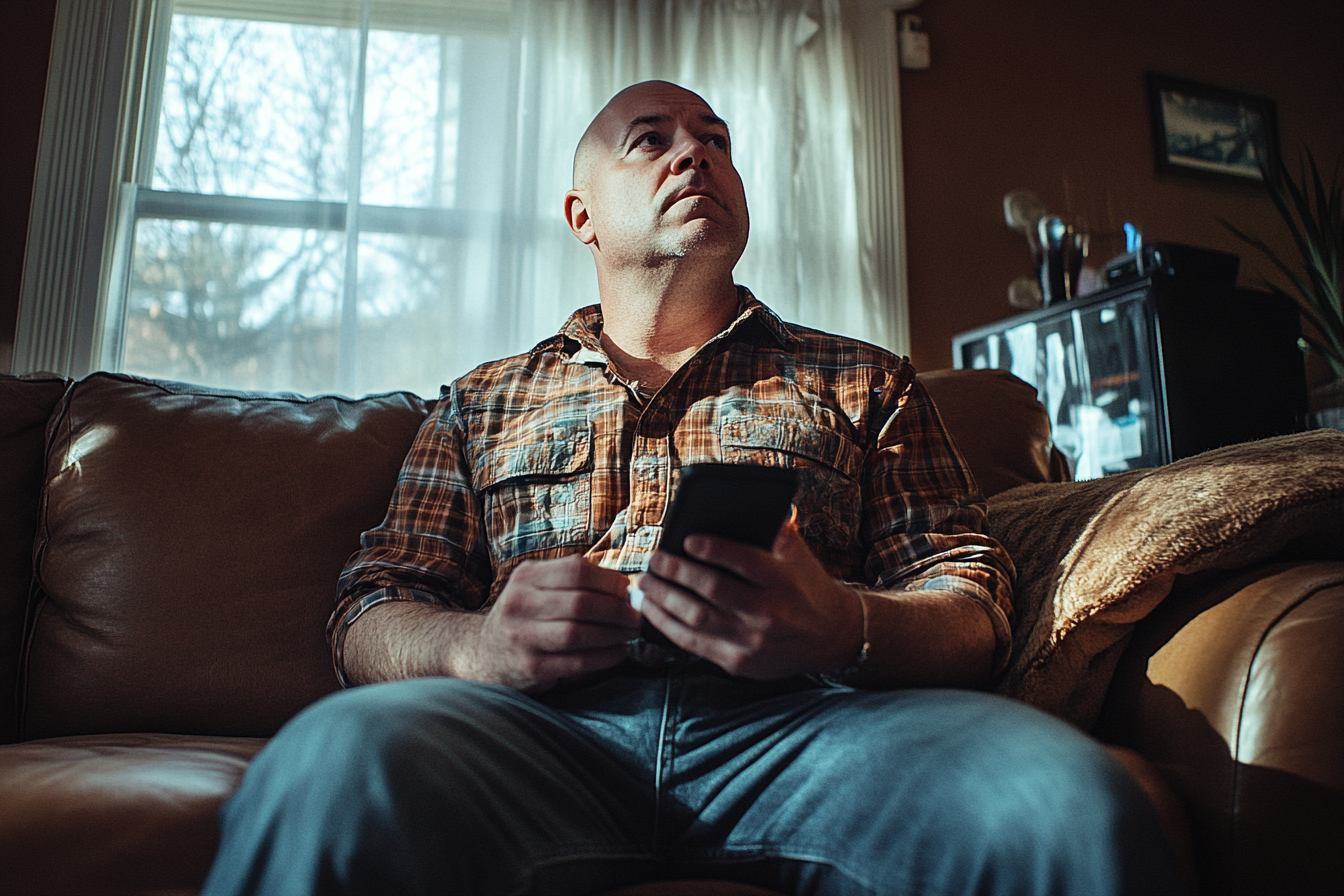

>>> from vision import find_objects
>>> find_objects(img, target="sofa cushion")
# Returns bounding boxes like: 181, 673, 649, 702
0, 374, 70, 745
23, 373, 432, 739
0, 733, 265, 896
918, 368, 1070, 497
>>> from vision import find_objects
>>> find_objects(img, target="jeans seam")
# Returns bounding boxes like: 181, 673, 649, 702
651, 671, 675, 847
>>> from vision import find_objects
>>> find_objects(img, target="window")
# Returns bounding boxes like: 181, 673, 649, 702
18, 0, 912, 397
118, 1, 516, 397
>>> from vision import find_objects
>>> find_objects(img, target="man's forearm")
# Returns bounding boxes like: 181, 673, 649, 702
342, 600, 485, 686
340, 579, 996, 691
844, 587, 997, 690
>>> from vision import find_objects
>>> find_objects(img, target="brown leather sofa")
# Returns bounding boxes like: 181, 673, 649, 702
2, 368, 1341, 896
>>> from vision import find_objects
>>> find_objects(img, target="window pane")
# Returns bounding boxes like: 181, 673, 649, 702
123, 218, 347, 393
350, 232, 463, 397
122, 220, 513, 398
153, 15, 356, 201
361, 31, 463, 208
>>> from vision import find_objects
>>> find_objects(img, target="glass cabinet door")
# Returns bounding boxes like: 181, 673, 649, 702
956, 291, 1163, 479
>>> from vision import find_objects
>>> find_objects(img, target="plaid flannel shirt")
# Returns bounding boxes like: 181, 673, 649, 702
330, 290, 1015, 683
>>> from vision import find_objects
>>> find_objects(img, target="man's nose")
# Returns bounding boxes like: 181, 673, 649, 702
670, 136, 711, 173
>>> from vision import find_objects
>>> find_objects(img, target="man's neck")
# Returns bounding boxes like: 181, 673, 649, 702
596, 267, 740, 389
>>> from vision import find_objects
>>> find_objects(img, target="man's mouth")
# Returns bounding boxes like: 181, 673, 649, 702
663, 182, 721, 212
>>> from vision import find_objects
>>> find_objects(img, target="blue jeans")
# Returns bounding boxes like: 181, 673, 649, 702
203, 662, 1182, 895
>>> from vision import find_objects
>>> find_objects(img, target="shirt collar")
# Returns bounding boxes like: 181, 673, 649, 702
554, 286, 799, 366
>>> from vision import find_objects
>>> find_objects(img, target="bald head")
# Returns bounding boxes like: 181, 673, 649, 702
572, 81, 720, 189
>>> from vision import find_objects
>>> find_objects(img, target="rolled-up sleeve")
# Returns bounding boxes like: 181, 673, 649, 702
326, 387, 491, 685
861, 376, 1016, 674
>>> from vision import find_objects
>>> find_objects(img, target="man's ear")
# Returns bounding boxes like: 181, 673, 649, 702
565, 190, 597, 245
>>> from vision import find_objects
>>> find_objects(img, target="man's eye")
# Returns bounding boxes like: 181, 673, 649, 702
636, 132, 663, 147
706, 135, 729, 149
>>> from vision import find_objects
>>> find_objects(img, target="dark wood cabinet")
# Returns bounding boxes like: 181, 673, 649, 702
953, 278, 1308, 479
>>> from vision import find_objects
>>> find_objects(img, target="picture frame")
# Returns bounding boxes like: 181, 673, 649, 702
1147, 73, 1279, 185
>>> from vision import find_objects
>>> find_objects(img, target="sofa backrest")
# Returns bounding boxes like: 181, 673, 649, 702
918, 367, 1070, 497
20, 373, 432, 740
4, 367, 1060, 742
0, 374, 72, 744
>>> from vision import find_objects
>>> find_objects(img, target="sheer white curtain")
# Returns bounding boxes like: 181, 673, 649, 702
506, 0, 881, 363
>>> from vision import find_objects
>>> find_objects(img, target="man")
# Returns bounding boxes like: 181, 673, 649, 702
204, 81, 1181, 896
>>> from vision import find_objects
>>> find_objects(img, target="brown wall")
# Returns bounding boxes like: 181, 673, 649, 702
901, 0, 1344, 382
0, 0, 59, 373
4, 0, 1343, 383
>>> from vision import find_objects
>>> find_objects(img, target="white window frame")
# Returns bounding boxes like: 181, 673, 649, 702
14, 0, 918, 381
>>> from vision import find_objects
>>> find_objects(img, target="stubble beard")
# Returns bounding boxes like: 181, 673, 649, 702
644, 213, 746, 269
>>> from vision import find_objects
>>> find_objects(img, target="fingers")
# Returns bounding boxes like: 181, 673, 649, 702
501, 585, 641, 629
637, 576, 771, 678
637, 575, 719, 638
483, 554, 643, 692
504, 556, 639, 623
638, 525, 850, 679
493, 608, 636, 651
637, 550, 769, 660
510, 553, 633, 599
648, 537, 773, 599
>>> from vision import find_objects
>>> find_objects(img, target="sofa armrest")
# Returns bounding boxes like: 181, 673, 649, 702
1096, 561, 1344, 896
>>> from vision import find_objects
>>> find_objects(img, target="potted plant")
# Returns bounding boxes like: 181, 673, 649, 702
1224, 148, 1344, 429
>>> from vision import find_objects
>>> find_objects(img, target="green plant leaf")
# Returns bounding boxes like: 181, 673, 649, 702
1223, 146, 1344, 379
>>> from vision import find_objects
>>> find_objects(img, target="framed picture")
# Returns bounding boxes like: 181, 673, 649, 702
1147, 73, 1279, 184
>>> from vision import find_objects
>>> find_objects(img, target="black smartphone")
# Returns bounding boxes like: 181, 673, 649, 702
658, 463, 798, 559
636, 463, 798, 652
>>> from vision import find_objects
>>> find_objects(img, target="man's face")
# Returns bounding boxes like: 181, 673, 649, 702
569, 82, 749, 271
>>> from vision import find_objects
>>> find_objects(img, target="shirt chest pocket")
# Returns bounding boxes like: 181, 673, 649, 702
472, 415, 595, 558
719, 417, 864, 552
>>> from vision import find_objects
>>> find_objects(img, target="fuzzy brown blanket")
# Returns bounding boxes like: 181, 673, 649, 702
988, 428, 1344, 729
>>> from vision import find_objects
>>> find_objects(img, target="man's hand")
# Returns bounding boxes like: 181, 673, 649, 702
470, 555, 640, 693
637, 522, 864, 679
343, 555, 640, 694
